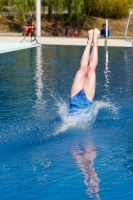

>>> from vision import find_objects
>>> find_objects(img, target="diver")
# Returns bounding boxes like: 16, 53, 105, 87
69, 28, 100, 115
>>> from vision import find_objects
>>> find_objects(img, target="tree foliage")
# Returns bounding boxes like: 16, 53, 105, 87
42, 0, 66, 21
8, 0, 36, 23
65, 0, 84, 22
0, 0, 8, 10
0, 0, 132, 24
42, 0, 84, 22
90, 0, 131, 18
42, 0, 132, 20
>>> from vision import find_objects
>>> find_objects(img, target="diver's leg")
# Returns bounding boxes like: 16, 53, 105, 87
70, 30, 93, 97
84, 28, 100, 102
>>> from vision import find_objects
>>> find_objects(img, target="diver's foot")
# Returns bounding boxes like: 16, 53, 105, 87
87, 29, 93, 44
93, 28, 100, 43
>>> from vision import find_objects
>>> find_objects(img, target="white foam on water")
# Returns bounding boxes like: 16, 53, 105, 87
0, 92, 120, 151
52, 98, 119, 136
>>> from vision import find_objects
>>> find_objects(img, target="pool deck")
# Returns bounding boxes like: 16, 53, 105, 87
36, 37, 132, 47
0, 36, 132, 48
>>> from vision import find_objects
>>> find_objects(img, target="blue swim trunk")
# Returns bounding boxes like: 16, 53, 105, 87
69, 89, 92, 115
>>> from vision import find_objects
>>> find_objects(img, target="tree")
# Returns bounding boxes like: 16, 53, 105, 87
8, 0, 36, 23
42, 0, 66, 21
90, 0, 131, 18
82, 0, 92, 29
66, 0, 84, 22
1, 0, 132, 26
0, 0, 8, 10
42, 0, 84, 22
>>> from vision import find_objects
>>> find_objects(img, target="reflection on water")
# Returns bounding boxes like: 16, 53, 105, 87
103, 46, 110, 101
124, 48, 133, 96
72, 145, 100, 200
35, 46, 45, 107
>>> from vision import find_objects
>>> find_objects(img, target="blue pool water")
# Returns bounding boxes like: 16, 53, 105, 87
0, 45, 133, 200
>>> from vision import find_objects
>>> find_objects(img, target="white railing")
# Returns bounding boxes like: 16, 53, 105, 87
124, 11, 133, 46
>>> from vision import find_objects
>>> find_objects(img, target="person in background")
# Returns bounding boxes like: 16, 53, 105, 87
27, 11, 33, 20
100, 23, 111, 38
50, 24, 60, 36
61, 22, 73, 37
21, 19, 35, 36
73, 28, 80, 37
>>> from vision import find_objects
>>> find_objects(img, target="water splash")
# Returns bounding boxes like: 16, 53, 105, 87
0, 87, 119, 152
53, 97, 119, 136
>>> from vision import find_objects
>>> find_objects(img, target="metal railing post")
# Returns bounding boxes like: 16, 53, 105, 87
124, 11, 133, 46
104, 19, 108, 47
